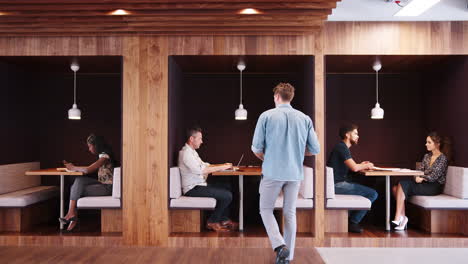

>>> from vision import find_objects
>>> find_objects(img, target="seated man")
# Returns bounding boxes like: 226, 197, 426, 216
178, 126, 238, 232
327, 124, 378, 233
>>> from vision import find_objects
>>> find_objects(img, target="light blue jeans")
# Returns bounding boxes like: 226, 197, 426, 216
335, 181, 378, 224
259, 178, 301, 261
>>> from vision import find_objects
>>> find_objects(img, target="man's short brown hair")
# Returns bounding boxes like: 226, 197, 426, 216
273, 82, 295, 102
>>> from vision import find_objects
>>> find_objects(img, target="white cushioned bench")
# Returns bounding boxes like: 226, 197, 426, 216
406, 165, 468, 234
275, 166, 314, 209
77, 167, 121, 209
169, 167, 216, 209
326, 166, 372, 209
409, 166, 468, 209
0, 162, 59, 231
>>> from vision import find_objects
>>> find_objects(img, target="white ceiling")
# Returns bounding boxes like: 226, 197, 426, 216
328, 0, 468, 21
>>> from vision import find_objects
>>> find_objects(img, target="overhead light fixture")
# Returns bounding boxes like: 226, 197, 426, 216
370, 59, 384, 120
68, 63, 81, 120
239, 8, 261, 15
109, 9, 130, 15
394, 0, 441, 17
235, 61, 247, 120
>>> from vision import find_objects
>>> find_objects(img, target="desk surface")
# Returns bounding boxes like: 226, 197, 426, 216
26, 168, 84, 176
212, 166, 262, 176
363, 169, 424, 177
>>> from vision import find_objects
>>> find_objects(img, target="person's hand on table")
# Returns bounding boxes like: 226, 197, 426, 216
63, 160, 75, 171
414, 176, 425, 183
223, 163, 233, 170
362, 162, 374, 170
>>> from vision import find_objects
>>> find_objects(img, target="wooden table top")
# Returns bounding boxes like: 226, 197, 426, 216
362, 169, 424, 177
25, 168, 84, 176
212, 166, 262, 176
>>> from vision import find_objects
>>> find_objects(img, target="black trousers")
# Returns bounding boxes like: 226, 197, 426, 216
185, 185, 233, 223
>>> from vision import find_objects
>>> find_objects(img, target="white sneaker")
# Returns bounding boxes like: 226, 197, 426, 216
394, 216, 408, 231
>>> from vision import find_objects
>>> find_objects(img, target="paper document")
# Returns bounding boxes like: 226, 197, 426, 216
57, 167, 74, 172
372, 166, 401, 171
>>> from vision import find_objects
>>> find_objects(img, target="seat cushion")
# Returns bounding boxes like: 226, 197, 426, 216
112, 167, 121, 199
77, 196, 121, 208
326, 166, 335, 199
299, 166, 314, 199
275, 194, 313, 209
326, 194, 371, 209
170, 167, 182, 199
0, 186, 58, 207
409, 194, 468, 209
170, 196, 216, 209
443, 166, 468, 199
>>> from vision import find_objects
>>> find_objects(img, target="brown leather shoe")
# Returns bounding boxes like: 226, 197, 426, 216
206, 222, 230, 232
221, 220, 239, 230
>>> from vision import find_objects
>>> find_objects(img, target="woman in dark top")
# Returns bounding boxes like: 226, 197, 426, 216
59, 134, 117, 231
392, 132, 451, 231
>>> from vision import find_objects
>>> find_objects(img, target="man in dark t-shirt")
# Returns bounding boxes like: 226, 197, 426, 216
327, 124, 378, 233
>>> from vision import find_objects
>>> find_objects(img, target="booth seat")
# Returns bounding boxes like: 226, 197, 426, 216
0, 162, 58, 231
77, 167, 122, 233
325, 166, 371, 233
407, 165, 468, 234
274, 166, 314, 209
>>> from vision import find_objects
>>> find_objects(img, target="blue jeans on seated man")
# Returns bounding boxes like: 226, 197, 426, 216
335, 181, 378, 224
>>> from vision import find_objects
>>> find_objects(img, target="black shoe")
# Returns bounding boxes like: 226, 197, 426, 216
348, 222, 363, 233
58, 217, 70, 225
274, 245, 290, 264
65, 217, 79, 233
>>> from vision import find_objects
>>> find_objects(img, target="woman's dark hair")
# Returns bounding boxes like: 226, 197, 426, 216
87, 134, 119, 166
428, 131, 453, 164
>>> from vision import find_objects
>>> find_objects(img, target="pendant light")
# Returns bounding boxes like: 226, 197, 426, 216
371, 60, 384, 119
68, 63, 81, 120
235, 61, 247, 120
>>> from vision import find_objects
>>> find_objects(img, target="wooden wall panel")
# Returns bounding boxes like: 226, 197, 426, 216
122, 36, 169, 246
101, 209, 122, 233
324, 22, 468, 55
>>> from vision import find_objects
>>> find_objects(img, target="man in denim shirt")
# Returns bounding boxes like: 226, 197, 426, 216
251, 83, 320, 264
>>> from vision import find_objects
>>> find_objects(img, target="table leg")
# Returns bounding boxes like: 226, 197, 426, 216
385, 175, 390, 231
239, 175, 244, 231
60, 174, 64, 230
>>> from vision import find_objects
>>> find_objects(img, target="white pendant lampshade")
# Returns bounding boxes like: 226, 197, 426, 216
235, 61, 247, 120
370, 60, 384, 119
68, 63, 81, 120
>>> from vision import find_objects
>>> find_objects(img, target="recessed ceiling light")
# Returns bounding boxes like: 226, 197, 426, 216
109, 9, 130, 15
239, 8, 261, 15
394, 0, 440, 17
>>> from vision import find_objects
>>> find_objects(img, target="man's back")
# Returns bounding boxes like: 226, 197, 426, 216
251, 104, 319, 181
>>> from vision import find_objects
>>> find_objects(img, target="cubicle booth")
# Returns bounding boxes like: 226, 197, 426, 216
324, 55, 468, 238
0, 56, 123, 235
168, 55, 316, 237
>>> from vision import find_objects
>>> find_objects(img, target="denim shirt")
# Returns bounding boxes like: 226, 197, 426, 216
251, 104, 320, 181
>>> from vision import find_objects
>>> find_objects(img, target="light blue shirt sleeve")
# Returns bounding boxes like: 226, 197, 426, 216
306, 117, 320, 155
251, 114, 266, 154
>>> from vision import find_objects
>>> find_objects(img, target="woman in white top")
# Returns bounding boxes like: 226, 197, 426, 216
59, 134, 117, 231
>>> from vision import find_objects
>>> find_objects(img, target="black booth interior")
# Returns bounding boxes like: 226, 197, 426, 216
325, 55, 468, 232
0, 56, 122, 233
169, 55, 315, 233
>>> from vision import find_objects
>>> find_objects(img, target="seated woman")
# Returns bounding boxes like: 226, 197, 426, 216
392, 131, 451, 231
59, 134, 118, 231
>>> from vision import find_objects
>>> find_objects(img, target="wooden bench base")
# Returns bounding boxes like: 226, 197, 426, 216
325, 210, 348, 233
0, 199, 57, 232
170, 210, 202, 232
101, 209, 122, 233
407, 204, 468, 235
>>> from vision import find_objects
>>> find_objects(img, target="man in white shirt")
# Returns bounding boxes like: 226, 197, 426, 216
178, 126, 238, 232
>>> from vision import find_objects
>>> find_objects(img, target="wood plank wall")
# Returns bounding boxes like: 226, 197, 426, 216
0, 21, 466, 247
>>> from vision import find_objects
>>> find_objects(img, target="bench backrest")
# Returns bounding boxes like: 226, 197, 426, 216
299, 166, 314, 199
170, 167, 182, 199
112, 167, 121, 199
0, 162, 40, 195
326, 166, 335, 199
443, 166, 468, 199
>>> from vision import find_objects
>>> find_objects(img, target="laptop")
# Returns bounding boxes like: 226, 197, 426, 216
223, 154, 244, 171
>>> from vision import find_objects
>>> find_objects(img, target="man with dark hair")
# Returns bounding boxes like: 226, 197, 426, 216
178, 126, 238, 232
252, 82, 320, 264
327, 124, 378, 233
